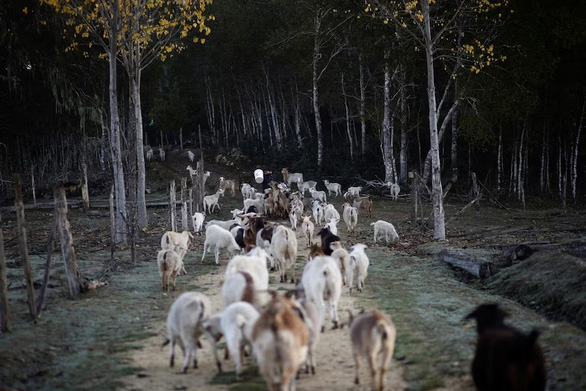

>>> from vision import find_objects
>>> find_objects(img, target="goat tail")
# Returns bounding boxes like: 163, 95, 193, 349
369, 222, 375, 226
377, 321, 388, 341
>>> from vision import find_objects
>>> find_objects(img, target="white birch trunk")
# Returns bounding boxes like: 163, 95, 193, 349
497, 127, 502, 194
341, 73, 354, 162
423, 0, 445, 240
399, 74, 407, 184
108, 7, 127, 245
381, 51, 394, 184
359, 54, 367, 157
571, 99, 585, 201
131, 73, 148, 228
312, 14, 324, 173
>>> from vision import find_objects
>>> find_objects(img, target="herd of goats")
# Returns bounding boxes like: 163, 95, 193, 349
149, 159, 547, 391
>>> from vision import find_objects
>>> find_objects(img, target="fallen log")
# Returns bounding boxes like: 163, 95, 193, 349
498, 241, 586, 263
437, 249, 497, 279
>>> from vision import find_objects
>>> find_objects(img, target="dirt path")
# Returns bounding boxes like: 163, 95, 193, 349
120, 235, 407, 391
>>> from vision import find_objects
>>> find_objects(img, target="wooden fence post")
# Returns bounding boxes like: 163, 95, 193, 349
188, 188, 193, 230
14, 175, 37, 322
0, 214, 11, 332
56, 186, 84, 296
410, 171, 418, 224
170, 180, 176, 232
181, 178, 188, 231
36, 215, 57, 316
31, 165, 36, 206
81, 163, 90, 211
109, 185, 116, 269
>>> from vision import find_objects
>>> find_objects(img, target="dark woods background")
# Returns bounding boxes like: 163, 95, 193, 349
1, 0, 585, 203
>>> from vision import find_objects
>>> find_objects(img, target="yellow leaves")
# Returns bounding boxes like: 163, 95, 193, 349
22, 7, 28, 15
416, 12, 424, 22
200, 38, 205, 44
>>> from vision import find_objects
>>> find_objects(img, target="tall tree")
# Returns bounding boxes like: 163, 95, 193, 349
370, 0, 507, 240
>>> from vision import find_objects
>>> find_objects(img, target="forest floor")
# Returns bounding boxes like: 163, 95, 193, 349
1, 150, 585, 391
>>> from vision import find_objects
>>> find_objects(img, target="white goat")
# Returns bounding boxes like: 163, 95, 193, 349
201, 313, 224, 373
186, 165, 197, 181
271, 225, 298, 283
201, 225, 241, 265
347, 186, 362, 197
161, 230, 193, 274
349, 310, 396, 391
289, 208, 299, 231
301, 215, 315, 246
252, 293, 309, 391
371, 220, 399, 244
206, 219, 239, 231
203, 170, 211, 186
323, 203, 340, 222
203, 189, 224, 214
221, 301, 260, 379
164, 292, 212, 373
388, 182, 400, 200
296, 298, 320, 375
187, 150, 195, 162
146, 148, 153, 161
298, 179, 317, 194
310, 189, 327, 203
323, 180, 342, 197
342, 203, 359, 233
159, 148, 166, 161
241, 183, 256, 199
230, 208, 244, 219
222, 271, 256, 309
157, 247, 183, 291
192, 212, 205, 235
330, 245, 352, 288
243, 198, 264, 214
349, 244, 369, 292
311, 200, 324, 225
225, 247, 270, 292
301, 255, 342, 331
324, 218, 339, 236
219, 176, 236, 197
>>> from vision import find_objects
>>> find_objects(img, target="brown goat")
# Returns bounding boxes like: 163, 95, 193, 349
465, 303, 546, 391
252, 293, 309, 391
308, 243, 325, 261
349, 310, 396, 391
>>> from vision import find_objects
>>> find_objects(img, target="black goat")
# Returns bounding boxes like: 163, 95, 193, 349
316, 227, 340, 256
465, 303, 546, 391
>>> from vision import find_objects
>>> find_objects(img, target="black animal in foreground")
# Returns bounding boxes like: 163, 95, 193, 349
465, 303, 546, 391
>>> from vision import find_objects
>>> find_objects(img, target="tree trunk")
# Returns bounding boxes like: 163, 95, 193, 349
293, 81, 303, 148
15, 175, 37, 321
399, 73, 407, 184
0, 214, 11, 332
571, 99, 585, 202
131, 74, 148, 228
359, 54, 367, 157
81, 163, 90, 211
56, 186, 84, 296
423, 0, 445, 241
312, 15, 324, 173
265, 71, 282, 151
437, 249, 496, 279
381, 51, 394, 184
108, 10, 127, 244
497, 126, 502, 195
341, 73, 354, 163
